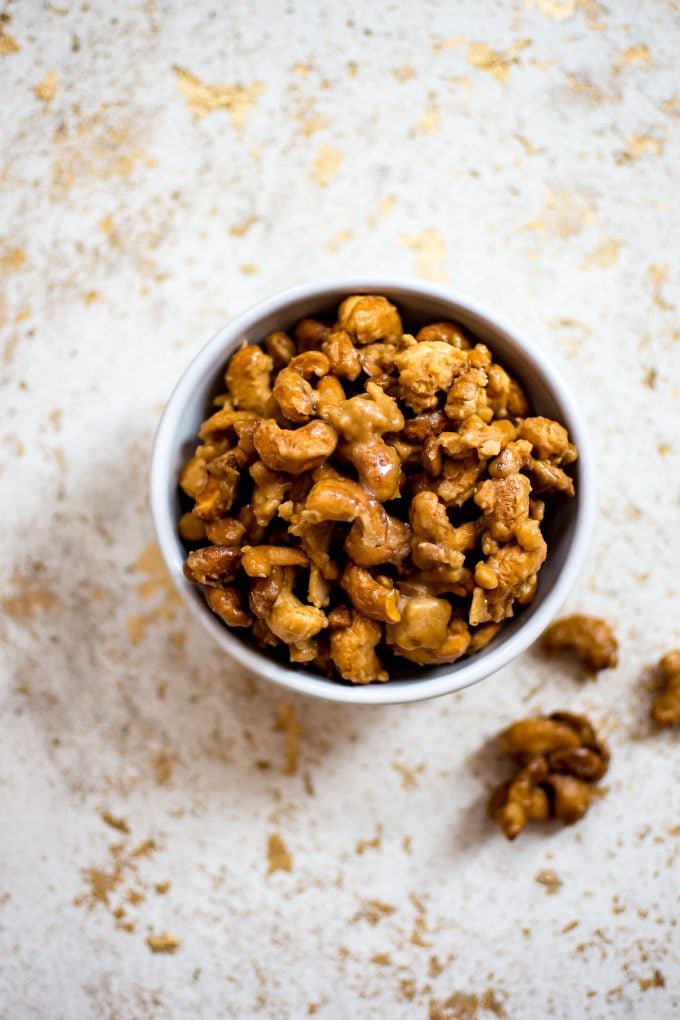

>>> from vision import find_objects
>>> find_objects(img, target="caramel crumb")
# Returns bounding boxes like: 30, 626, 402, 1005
311, 144, 344, 187
274, 703, 301, 775
429, 989, 507, 1019
154, 881, 170, 895
267, 833, 293, 874
101, 811, 130, 834
370, 953, 391, 966
0, 32, 20, 55
33, 70, 58, 104
147, 932, 181, 954
535, 868, 562, 894
355, 824, 383, 854
639, 969, 665, 991
561, 919, 579, 933
173, 65, 264, 129
353, 899, 396, 925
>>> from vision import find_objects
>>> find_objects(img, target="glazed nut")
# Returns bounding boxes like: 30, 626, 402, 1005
241, 545, 309, 577
178, 511, 206, 542
225, 345, 273, 414
268, 591, 328, 644
474, 562, 498, 590
205, 586, 252, 627
183, 545, 241, 585
294, 317, 329, 351
542, 615, 618, 671
329, 611, 388, 683
489, 711, 608, 839
337, 294, 402, 345
500, 718, 581, 760
273, 350, 330, 422
253, 419, 338, 474
322, 329, 361, 380
415, 321, 472, 348
264, 330, 296, 367
651, 650, 680, 726
340, 564, 401, 623
395, 341, 466, 413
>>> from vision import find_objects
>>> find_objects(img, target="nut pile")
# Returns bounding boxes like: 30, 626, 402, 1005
489, 712, 609, 839
177, 294, 578, 684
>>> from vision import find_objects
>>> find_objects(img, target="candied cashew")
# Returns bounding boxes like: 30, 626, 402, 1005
517, 417, 572, 463
249, 568, 285, 619
322, 329, 361, 380
437, 417, 516, 461
294, 317, 329, 351
264, 330, 296, 367
205, 586, 252, 627
488, 758, 550, 841
469, 537, 547, 625
179, 456, 209, 499
387, 595, 470, 665
409, 491, 470, 574
225, 345, 273, 414
183, 545, 241, 585
359, 341, 399, 378
542, 615, 618, 671
241, 545, 309, 577
253, 419, 338, 474
273, 351, 330, 423
327, 382, 404, 501
250, 461, 292, 527
395, 340, 467, 412
489, 712, 609, 839
416, 321, 472, 348
308, 565, 331, 609
337, 294, 402, 345
193, 469, 239, 520
341, 564, 401, 623
204, 518, 246, 545
444, 366, 491, 423
178, 512, 206, 542
330, 611, 388, 683
474, 473, 532, 544
198, 408, 260, 442
268, 591, 328, 644
651, 651, 680, 726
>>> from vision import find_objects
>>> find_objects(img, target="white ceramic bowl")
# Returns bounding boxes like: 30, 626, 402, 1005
151, 278, 595, 705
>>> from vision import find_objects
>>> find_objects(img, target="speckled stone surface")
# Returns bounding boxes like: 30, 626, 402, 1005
1, 1, 679, 1017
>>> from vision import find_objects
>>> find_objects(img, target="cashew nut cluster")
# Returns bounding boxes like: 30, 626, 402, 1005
177, 294, 578, 684
488, 712, 609, 839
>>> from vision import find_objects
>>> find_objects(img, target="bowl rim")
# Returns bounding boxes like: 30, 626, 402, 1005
150, 276, 596, 705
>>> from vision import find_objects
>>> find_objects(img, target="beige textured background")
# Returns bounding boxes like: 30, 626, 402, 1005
1, 0, 679, 1017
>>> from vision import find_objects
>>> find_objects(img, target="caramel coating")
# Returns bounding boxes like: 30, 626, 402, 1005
338, 294, 402, 345
489, 712, 609, 839
177, 294, 578, 684
253, 419, 338, 474
542, 615, 618, 671
225, 346, 273, 414
330, 611, 388, 683
651, 651, 680, 726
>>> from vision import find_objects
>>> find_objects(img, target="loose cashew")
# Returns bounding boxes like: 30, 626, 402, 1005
253, 419, 338, 474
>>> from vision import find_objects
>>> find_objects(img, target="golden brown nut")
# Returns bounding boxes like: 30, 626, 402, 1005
316, 375, 346, 415
444, 366, 491, 423
179, 456, 209, 499
193, 470, 239, 520
294, 317, 329, 352
264, 330, 296, 367
205, 586, 252, 627
488, 439, 533, 479
249, 461, 292, 527
474, 474, 532, 544
225, 345, 273, 414
468, 622, 501, 653
437, 416, 516, 461
253, 419, 338, 474
394, 340, 466, 412
241, 545, 309, 577
416, 321, 471, 348
197, 408, 260, 442
268, 591, 328, 643
183, 545, 241, 585
178, 512, 206, 542
518, 417, 572, 463
344, 511, 411, 568
248, 568, 285, 619
527, 458, 575, 497
308, 565, 331, 609
329, 611, 388, 683
542, 615, 618, 671
469, 537, 547, 625
322, 329, 361, 380
489, 712, 609, 839
340, 564, 401, 623
409, 491, 469, 576
500, 718, 582, 760
651, 651, 680, 726
488, 758, 551, 841
359, 341, 400, 378
273, 351, 330, 423
402, 409, 448, 443
204, 517, 246, 545
337, 294, 402, 345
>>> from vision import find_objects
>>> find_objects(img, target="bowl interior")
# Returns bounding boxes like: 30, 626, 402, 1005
153, 281, 591, 703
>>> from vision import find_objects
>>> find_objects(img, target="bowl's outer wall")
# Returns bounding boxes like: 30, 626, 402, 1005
151, 279, 595, 704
